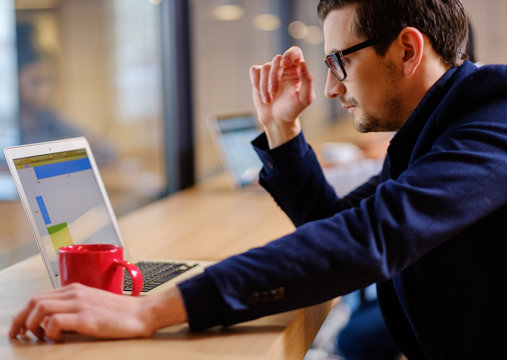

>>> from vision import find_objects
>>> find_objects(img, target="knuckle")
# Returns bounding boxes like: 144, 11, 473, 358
250, 65, 261, 75
28, 296, 40, 308
68, 282, 83, 289
67, 282, 86, 295
33, 300, 50, 314
46, 314, 59, 329
45, 317, 63, 340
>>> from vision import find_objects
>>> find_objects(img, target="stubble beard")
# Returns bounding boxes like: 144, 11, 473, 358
353, 96, 403, 133
352, 59, 406, 133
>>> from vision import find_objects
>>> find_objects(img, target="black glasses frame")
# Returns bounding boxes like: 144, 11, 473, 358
324, 38, 379, 81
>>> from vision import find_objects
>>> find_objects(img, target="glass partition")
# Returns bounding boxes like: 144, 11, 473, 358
14, 0, 166, 216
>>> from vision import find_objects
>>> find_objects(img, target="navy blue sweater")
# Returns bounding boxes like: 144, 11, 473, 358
179, 61, 507, 359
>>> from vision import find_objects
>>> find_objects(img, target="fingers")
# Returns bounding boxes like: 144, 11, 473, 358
249, 46, 306, 105
249, 62, 275, 104
43, 313, 89, 341
27, 300, 79, 338
9, 301, 34, 338
259, 59, 276, 103
297, 61, 315, 107
267, 54, 283, 95
249, 65, 262, 103
281, 46, 305, 67
9, 293, 50, 339
10, 298, 78, 340
9, 284, 86, 340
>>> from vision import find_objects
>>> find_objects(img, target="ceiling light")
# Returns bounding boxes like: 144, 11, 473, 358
288, 20, 308, 39
212, 4, 245, 21
253, 13, 281, 31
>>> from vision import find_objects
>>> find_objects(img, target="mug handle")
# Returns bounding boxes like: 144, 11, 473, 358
114, 259, 143, 296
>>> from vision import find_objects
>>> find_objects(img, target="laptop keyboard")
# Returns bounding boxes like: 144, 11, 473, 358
124, 261, 198, 293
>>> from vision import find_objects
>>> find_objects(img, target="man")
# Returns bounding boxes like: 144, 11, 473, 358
10, 0, 507, 358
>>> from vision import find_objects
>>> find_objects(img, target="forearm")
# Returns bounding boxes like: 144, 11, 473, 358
253, 132, 344, 226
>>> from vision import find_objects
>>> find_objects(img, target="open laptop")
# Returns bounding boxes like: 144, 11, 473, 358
207, 111, 263, 190
4, 137, 211, 294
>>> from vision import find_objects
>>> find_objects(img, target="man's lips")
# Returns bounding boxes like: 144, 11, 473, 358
341, 103, 356, 113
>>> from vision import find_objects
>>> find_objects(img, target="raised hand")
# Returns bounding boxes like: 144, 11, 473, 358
249, 46, 315, 148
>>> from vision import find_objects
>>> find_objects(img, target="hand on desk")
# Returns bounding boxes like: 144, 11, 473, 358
249, 46, 315, 149
9, 283, 187, 341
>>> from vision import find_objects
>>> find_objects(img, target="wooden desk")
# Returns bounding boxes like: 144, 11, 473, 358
0, 177, 336, 359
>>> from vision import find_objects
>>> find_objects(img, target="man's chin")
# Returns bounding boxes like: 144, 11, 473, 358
352, 113, 370, 133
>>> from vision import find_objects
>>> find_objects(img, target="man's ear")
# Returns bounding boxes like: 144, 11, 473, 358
395, 27, 424, 76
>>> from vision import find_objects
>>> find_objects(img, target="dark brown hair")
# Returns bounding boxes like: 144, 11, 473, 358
317, 0, 469, 67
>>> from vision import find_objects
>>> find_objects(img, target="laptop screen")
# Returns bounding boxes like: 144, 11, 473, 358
13, 148, 120, 275
212, 114, 262, 187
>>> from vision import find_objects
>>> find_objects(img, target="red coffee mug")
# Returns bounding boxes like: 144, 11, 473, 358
58, 244, 143, 296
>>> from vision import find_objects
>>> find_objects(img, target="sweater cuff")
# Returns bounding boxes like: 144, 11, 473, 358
251, 131, 310, 176
177, 271, 226, 331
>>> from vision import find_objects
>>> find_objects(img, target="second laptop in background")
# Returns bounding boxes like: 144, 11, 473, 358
207, 111, 263, 190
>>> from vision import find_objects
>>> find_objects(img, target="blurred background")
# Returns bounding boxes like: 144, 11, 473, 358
1, 0, 506, 268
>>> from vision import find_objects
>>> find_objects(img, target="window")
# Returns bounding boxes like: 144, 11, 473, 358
14, 0, 166, 215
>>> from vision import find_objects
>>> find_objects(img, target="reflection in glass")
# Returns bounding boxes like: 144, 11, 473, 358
14, 0, 166, 216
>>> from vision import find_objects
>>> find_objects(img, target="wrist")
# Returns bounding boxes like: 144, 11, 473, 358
265, 118, 302, 149
142, 287, 188, 333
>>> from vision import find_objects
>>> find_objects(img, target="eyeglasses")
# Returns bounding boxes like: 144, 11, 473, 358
324, 38, 379, 81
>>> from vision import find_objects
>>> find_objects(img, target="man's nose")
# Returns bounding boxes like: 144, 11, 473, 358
324, 71, 346, 98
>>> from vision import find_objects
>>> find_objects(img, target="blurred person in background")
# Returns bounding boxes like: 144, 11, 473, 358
16, 22, 115, 164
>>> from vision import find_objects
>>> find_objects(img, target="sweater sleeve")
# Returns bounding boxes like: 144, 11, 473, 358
251, 131, 377, 226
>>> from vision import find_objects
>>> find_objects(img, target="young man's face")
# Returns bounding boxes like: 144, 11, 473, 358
323, 5, 406, 133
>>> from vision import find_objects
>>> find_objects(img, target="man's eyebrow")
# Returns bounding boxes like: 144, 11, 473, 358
325, 47, 340, 56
